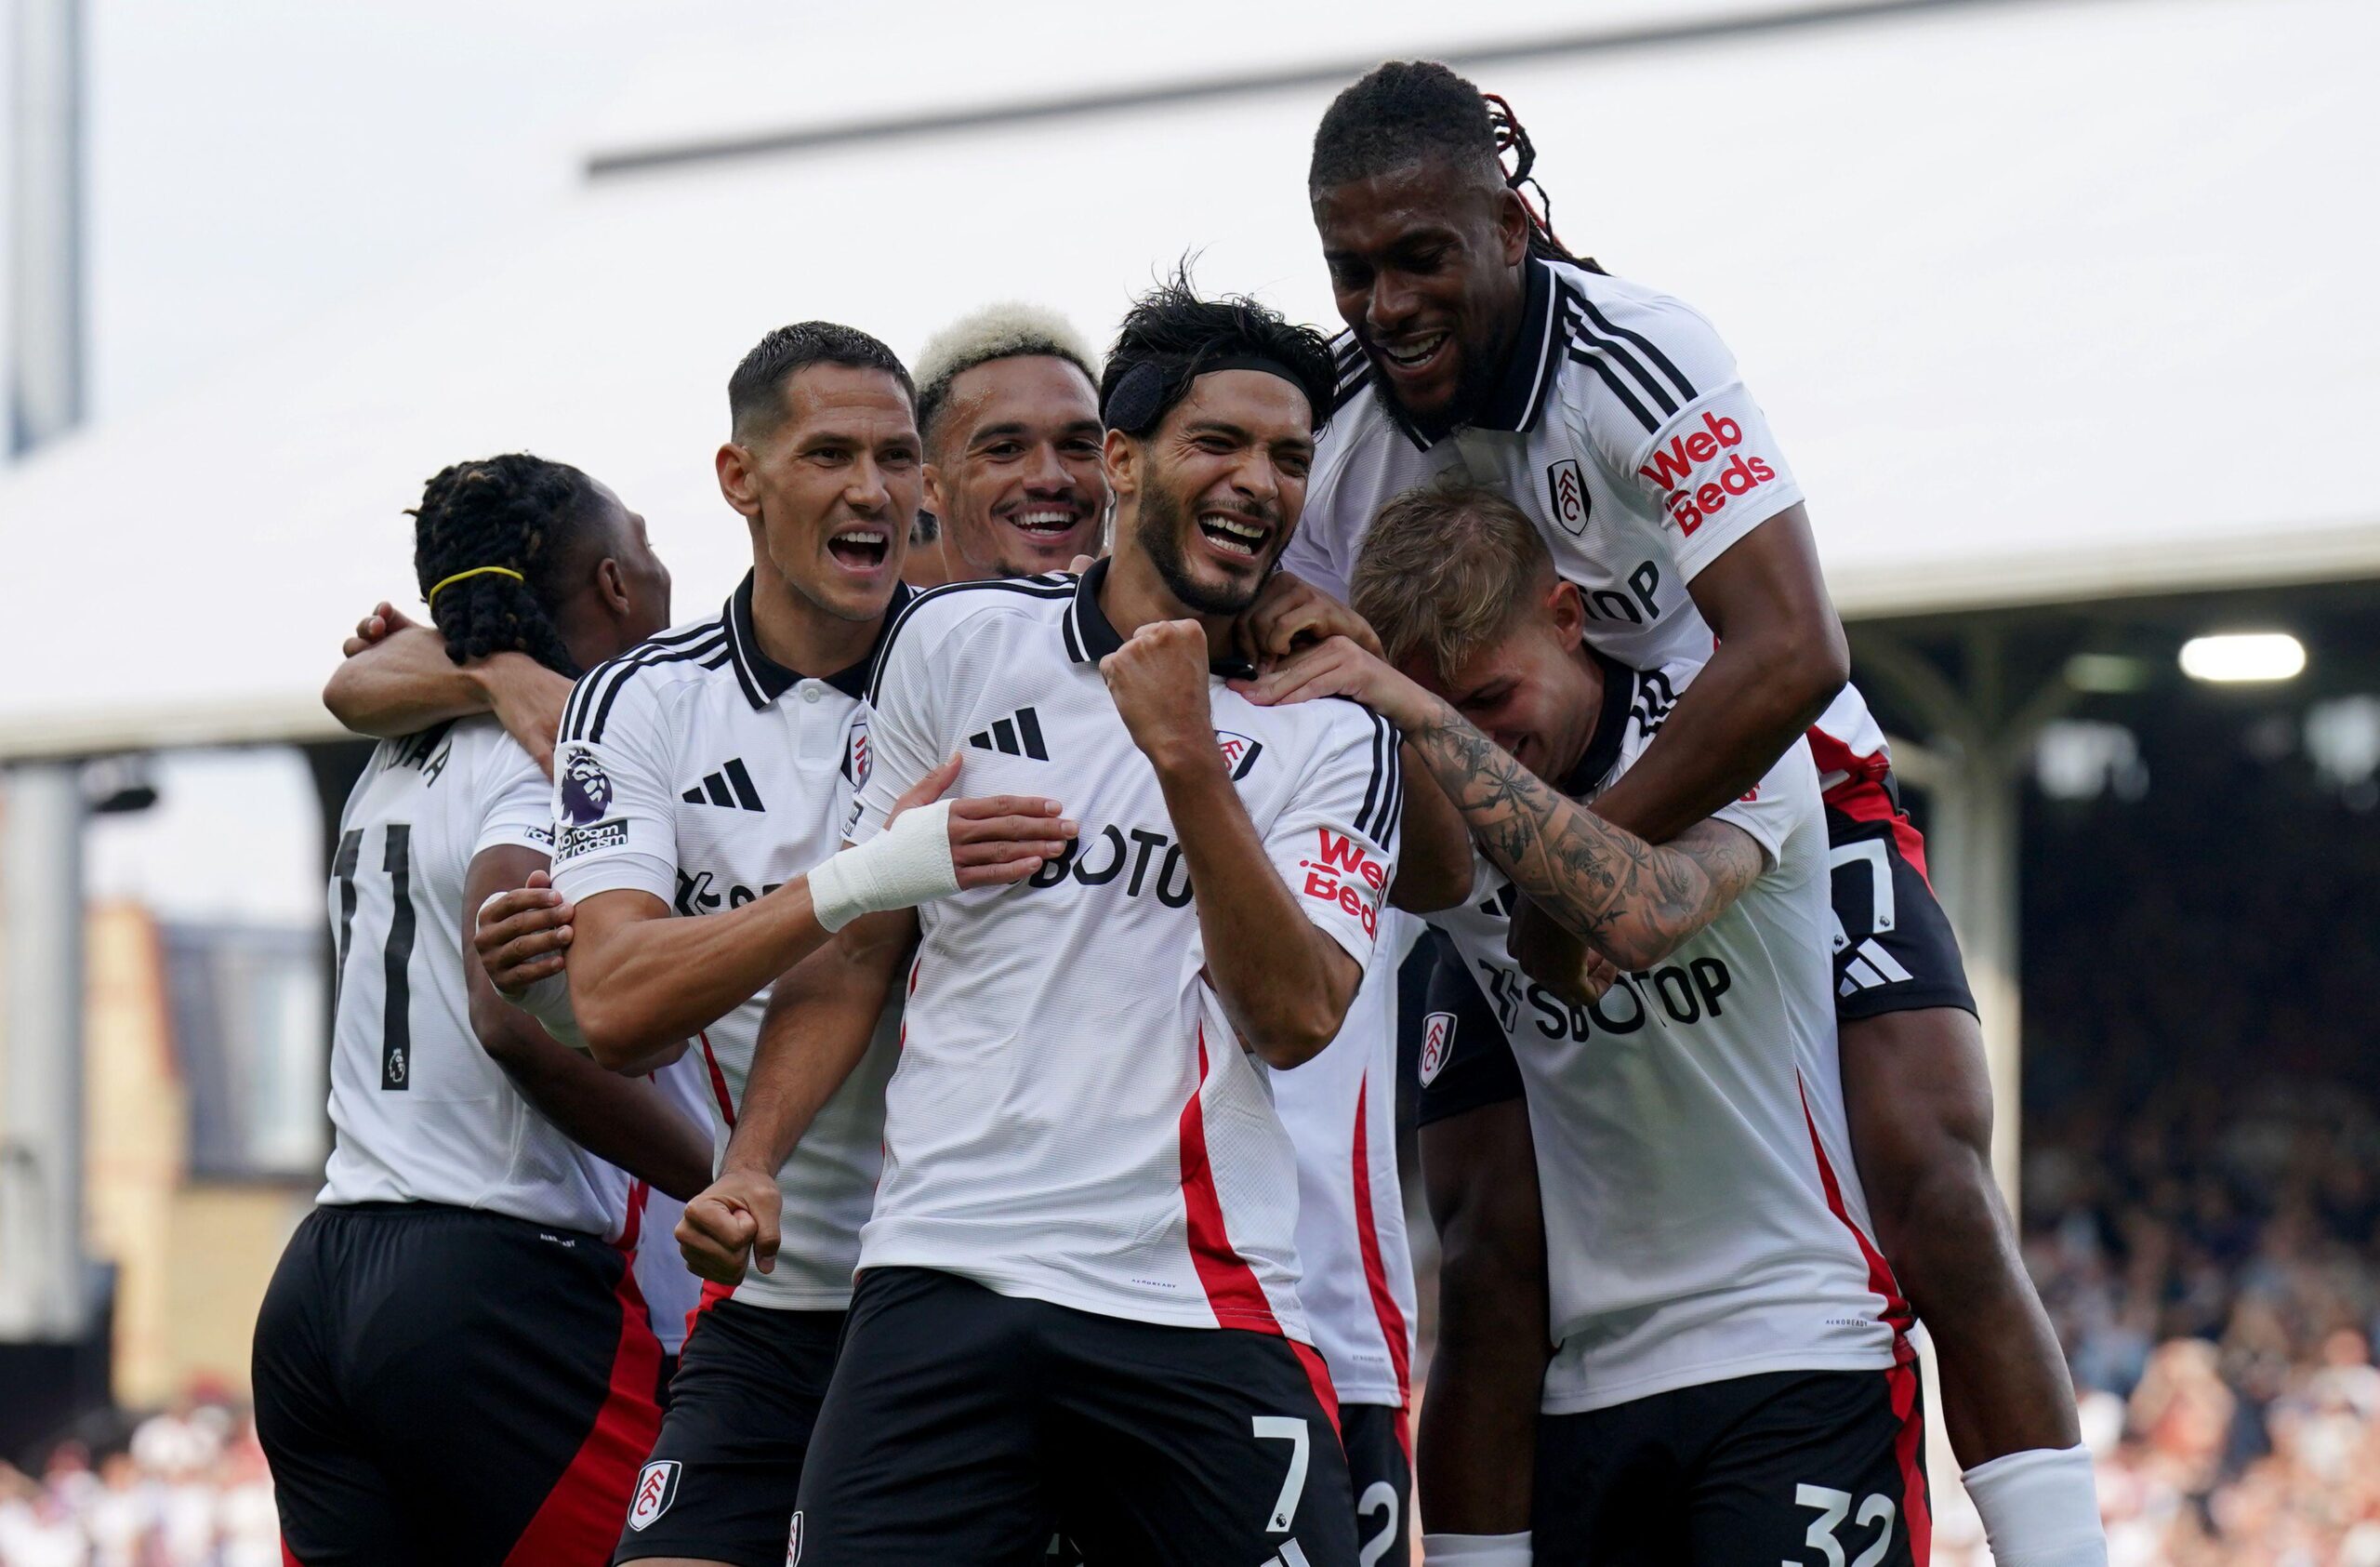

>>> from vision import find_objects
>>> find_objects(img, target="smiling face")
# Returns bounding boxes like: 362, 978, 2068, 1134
721, 363, 919, 623
1399, 578, 1602, 783
1313, 156, 1532, 432
925, 354, 1107, 580
1111, 369, 1315, 618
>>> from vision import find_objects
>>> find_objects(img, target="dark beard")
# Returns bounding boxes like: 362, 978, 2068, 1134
1134, 477, 1273, 618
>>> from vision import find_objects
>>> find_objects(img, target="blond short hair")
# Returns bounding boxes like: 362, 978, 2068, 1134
912, 303, 1100, 453
1350, 476, 1554, 680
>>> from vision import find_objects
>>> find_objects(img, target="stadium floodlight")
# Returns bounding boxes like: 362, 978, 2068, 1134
2178, 632, 2305, 684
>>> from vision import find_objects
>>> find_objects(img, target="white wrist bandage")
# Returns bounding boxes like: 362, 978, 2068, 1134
807, 800, 963, 932
474, 887, 589, 1052
511, 969, 589, 1053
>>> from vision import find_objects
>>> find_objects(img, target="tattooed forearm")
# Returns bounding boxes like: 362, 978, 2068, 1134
1404, 696, 1763, 968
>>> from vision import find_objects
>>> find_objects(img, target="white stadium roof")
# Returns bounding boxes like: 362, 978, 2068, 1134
0, 0, 2373, 759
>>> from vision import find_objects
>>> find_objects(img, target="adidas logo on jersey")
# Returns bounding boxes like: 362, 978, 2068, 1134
970, 706, 1050, 761
1838, 938, 1912, 998
682, 757, 765, 811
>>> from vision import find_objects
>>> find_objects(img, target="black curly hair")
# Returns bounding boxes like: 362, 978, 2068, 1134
410, 453, 615, 678
1099, 270, 1339, 439
1309, 60, 1598, 272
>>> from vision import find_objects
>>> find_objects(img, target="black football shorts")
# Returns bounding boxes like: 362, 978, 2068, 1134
612, 1295, 843, 1567
1823, 772, 1976, 1022
793, 1266, 1358, 1565
1533, 1364, 1931, 1567
255, 1201, 664, 1567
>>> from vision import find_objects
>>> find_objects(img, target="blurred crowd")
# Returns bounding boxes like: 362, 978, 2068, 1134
1933, 1074, 2380, 1566
0, 1395, 276, 1567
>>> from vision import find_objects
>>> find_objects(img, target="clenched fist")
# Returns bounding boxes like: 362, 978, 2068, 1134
1101, 618, 1218, 776
676, 1168, 783, 1286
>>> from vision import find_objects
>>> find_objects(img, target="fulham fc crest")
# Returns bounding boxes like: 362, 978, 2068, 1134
787, 1510, 804, 1565
1418, 1012, 1457, 1087
842, 716, 871, 789
1215, 730, 1264, 782
1547, 458, 1591, 537
628, 1460, 681, 1532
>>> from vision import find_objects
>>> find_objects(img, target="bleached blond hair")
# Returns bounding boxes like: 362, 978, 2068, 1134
912, 303, 1102, 454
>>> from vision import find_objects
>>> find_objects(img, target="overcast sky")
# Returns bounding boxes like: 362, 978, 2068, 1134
16, 0, 1813, 922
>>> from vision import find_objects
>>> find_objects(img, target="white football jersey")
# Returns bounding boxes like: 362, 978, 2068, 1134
1270, 909, 1421, 1407
1287, 254, 1893, 795
549, 574, 904, 1312
848, 563, 1402, 1342
1429, 659, 1911, 1414
319, 716, 632, 1240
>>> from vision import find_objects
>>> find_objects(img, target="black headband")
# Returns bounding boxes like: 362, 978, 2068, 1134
1102, 353, 1316, 436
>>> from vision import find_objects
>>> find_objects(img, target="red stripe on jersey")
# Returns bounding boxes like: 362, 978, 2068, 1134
1888, 1359, 1934, 1563
697, 1030, 735, 1127
500, 1232, 665, 1566
1797, 1074, 1915, 1356
282, 1541, 303, 1567
1290, 1337, 1343, 1441
1177, 1027, 1289, 1337
1822, 769, 1934, 884
1349, 1071, 1413, 1413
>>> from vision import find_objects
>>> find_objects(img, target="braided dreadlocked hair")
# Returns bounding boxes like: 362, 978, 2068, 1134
1309, 60, 1601, 272
411, 453, 609, 678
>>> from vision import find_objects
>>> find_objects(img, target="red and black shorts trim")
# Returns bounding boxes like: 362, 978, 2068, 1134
1823, 770, 1975, 1023
793, 1267, 1358, 1565
254, 1201, 663, 1567
612, 1295, 843, 1567
1532, 1366, 1930, 1567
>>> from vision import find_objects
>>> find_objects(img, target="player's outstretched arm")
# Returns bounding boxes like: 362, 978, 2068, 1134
1239, 638, 1764, 970
676, 907, 916, 1286
462, 845, 713, 1200
563, 758, 1074, 1071
323, 601, 575, 774
1103, 619, 1362, 1068
1587, 505, 1846, 844
1420, 1097, 1550, 1537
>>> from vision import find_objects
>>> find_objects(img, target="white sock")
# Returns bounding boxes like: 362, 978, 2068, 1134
1421, 1534, 1532, 1565
1961, 1444, 2107, 1567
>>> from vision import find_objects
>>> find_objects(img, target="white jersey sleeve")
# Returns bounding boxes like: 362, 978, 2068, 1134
472, 745, 557, 861
549, 673, 681, 904
1264, 704, 1400, 966
1574, 299, 1804, 583
1706, 764, 1807, 874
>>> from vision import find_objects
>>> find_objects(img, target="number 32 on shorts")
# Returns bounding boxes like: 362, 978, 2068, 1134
1791, 1483, 1897, 1567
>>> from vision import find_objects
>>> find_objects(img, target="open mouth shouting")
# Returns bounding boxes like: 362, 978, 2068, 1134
826, 524, 892, 573
1195, 507, 1275, 563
